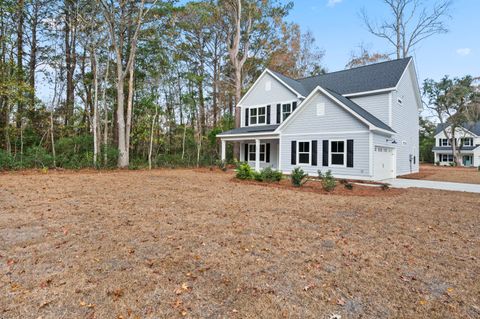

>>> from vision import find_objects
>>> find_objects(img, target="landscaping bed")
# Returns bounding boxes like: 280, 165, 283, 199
1, 169, 479, 318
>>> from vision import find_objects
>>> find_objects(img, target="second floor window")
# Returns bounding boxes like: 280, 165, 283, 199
461, 138, 473, 146
282, 103, 292, 121
440, 138, 451, 146
250, 106, 266, 125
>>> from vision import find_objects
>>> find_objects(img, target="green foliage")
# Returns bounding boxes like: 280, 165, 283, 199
216, 159, 228, 171
23, 146, 55, 168
419, 117, 436, 163
236, 162, 255, 180
252, 167, 283, 182
291, 167, 308, 187
344, 182, 353, 190
0, 150, 16, 170
318, 169, 336, 192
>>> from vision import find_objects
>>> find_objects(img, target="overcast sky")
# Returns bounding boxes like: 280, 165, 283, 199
288, 0, 479, 83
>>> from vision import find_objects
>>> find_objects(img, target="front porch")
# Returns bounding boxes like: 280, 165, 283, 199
221, 137, 280, 171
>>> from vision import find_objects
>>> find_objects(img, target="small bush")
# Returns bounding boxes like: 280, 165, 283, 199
291, 167, 308, 187
318, 170, 336, 192
380, 183, 390, 191
258, 167, 283, 182
435, 161, 440, 166
344, 182, 353, 190
236, 162, 254, 180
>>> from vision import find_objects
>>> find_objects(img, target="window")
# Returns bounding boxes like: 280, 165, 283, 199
316, 103, 325, 116
297, 141, 310, 164
440, 154, 454, 162
249, 106, 266, 125
248, 143, 266, 162
461, 138, 473, 146
440, 138, 451, 146
282, 103, 292, 121
330, 140, 345, 166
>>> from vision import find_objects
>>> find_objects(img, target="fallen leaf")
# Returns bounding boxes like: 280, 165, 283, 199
336, 297, 346, 306
419, 300, 427, 305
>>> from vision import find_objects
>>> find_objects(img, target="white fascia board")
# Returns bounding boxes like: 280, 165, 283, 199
343, 87, 396, 97
396, 58, 423, 110
217, 132, 280, 140
236, 69, 304, 107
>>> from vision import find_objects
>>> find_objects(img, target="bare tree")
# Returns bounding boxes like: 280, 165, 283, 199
362, 0, 451, 59
346, 43, 390, 69
100, 0, 157, 168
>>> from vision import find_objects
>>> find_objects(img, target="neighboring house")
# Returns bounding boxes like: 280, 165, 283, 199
217, 57, 421, 181
432, 122, 480, 167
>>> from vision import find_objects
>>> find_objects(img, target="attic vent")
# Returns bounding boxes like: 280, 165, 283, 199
316, 103, 325, 116
397, 97, 403, 105
265, 80, 271, 91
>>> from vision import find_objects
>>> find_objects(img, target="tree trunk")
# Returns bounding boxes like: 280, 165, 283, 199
91, 49, 99, 166
148, 105, 157, 169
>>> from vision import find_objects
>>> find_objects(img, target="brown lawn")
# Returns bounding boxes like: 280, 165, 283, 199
401, 164, 480, 184
1, 169, 479, 319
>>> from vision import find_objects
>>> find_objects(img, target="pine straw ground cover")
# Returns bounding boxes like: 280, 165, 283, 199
0, 169, 479, 319
401, 164, 480, 184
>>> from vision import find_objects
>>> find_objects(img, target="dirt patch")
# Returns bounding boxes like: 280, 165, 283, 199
401, 164, 480, 184
1, 169, 479, 318
232, 177, 403, 197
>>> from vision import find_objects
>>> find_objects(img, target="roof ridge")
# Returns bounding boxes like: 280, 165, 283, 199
295, 57, 412, 81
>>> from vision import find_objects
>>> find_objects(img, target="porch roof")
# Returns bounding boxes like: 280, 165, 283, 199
432, 145, 479, 152
217, 124, 279, 137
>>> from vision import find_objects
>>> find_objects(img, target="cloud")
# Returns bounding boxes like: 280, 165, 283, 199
456, 48, 471, 56
327, 0, 342, 7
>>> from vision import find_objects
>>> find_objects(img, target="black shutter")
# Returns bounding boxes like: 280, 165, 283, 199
266, 105, 271, 124
291, 141, 296, 165
244, 108, 249, 126
276, 104, 281, 124
311, 140, 317, 166
292, 101, 297, 111
266, 143, 270, 163
347, 139, 354, 168
244, 143, 248, 161
322, 140, 329, 166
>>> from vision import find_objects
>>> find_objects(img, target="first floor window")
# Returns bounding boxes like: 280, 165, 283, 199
297, 141, 310, 164
330, 140, 345, 166
282, 103, 292, 121
440, 154, 454, 162
248, 143, 266, 162
250, 106, 266, 125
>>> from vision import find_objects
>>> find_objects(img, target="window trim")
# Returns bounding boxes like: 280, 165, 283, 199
440, 138, 451, 146
249, 106, 267, 126
296, 140, 311, 165
329, 139, 346, 167
282, 103, 292, 122
247, 143, 266, 163
461, 137, 473, 146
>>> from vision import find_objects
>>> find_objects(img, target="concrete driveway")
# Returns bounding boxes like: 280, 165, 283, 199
384, 178, 480, 193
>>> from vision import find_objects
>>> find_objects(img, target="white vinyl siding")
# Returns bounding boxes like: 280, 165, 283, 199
391, 63, 420, 175
351, 93, 390, 125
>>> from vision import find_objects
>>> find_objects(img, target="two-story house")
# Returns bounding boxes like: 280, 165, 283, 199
217, 57, 421, 181
432, 122, 480, 166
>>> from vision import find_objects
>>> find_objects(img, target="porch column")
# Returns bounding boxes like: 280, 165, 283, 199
255, 138, 260, 172
221, 139, 226, 161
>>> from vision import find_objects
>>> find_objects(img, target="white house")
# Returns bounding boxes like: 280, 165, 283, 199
217, 57, 421, 181
432, 122, 480, 167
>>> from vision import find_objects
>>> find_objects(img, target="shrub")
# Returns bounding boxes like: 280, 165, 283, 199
291, 167, 308, 187
236, 162, 254, 180
380, 183, 390, 191
318, 170, 336, 192
478, 166, 480, 171
0, 150, 16, 170
435, 161, 440, 166
257, 167, 283, 182
344, 182, 353, 190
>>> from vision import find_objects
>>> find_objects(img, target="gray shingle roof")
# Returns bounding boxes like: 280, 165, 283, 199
324, 88, 395, 133
218, 124, 279, 136
435, 121, 480, 136
295, 57, 411, 95
270, 57, 411, 97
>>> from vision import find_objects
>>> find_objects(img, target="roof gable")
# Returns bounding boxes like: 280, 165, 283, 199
435, 122, 480, 136
278, 86, 395, 134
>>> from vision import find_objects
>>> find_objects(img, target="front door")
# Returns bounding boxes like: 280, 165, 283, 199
463, 155, 472, 166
